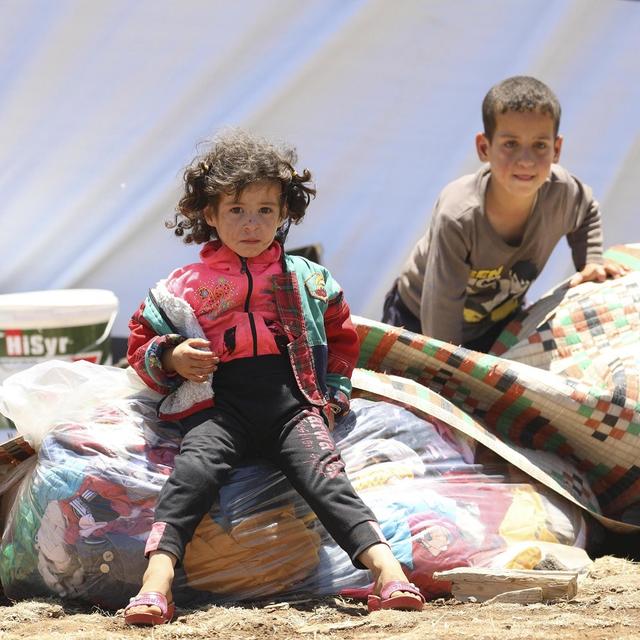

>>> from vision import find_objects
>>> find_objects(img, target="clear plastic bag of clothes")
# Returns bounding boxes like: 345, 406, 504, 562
0, 359, 150, 449
0, 362, 592, 609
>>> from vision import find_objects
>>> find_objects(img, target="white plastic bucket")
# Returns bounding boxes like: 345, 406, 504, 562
0, 289, 119, 435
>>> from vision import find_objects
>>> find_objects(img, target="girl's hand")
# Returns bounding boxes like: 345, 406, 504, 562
162, 338, 219, 383
568, 260, 631, 288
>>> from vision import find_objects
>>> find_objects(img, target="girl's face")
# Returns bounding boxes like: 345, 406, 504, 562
204, 181, 286, 258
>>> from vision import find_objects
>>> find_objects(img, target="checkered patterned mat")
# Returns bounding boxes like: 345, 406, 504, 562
353, 245, 640, 530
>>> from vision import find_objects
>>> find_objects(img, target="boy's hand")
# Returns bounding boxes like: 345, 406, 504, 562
161, 338, 219, 383
568, 261, 631, 288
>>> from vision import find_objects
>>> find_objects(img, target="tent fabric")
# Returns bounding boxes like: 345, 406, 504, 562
1, 0, 640, 337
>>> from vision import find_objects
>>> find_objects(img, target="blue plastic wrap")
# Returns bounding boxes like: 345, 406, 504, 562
0, 387, 590, 609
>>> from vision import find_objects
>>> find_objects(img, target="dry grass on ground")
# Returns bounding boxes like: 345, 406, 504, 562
0, 555, 639, 640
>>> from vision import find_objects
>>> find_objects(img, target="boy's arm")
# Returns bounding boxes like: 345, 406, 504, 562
565, 185, 604, 271
323, 289, 360, 417
565, 180, 629, 286
420, 214, 471, 345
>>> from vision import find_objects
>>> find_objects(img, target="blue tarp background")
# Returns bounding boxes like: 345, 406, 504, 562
1, 0, 639, 336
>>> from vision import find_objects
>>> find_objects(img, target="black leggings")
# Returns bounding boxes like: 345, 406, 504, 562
147, 355, 386, 568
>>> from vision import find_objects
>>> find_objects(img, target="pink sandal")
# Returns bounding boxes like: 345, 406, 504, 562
124, 591, 175, 626
367, 580, 425, 612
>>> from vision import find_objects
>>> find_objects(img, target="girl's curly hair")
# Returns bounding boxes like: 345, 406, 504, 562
167, 129, 316, 244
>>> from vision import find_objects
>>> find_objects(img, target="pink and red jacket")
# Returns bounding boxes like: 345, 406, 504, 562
127, 241, 359, 421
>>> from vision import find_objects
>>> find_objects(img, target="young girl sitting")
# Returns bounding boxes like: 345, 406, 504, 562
123, 130, 424, 625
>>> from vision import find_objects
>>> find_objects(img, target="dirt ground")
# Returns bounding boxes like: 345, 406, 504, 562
0, 554, 638, 640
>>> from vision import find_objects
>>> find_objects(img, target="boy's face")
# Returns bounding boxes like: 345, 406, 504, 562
475, 109, 562, 204
204, 181, 286, 258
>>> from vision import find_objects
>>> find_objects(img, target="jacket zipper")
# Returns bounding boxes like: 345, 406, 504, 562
240, 256, 258, 357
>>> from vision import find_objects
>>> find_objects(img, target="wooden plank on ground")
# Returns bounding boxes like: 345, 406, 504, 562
432, 567, 578, 603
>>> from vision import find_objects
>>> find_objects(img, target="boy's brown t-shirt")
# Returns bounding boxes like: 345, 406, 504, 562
397, 164, 604, 345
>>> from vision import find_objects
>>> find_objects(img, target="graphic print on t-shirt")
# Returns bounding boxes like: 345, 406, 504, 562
463, 260, 538, 323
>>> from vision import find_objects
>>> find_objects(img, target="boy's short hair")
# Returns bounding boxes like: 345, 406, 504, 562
482, 76, 561, 140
